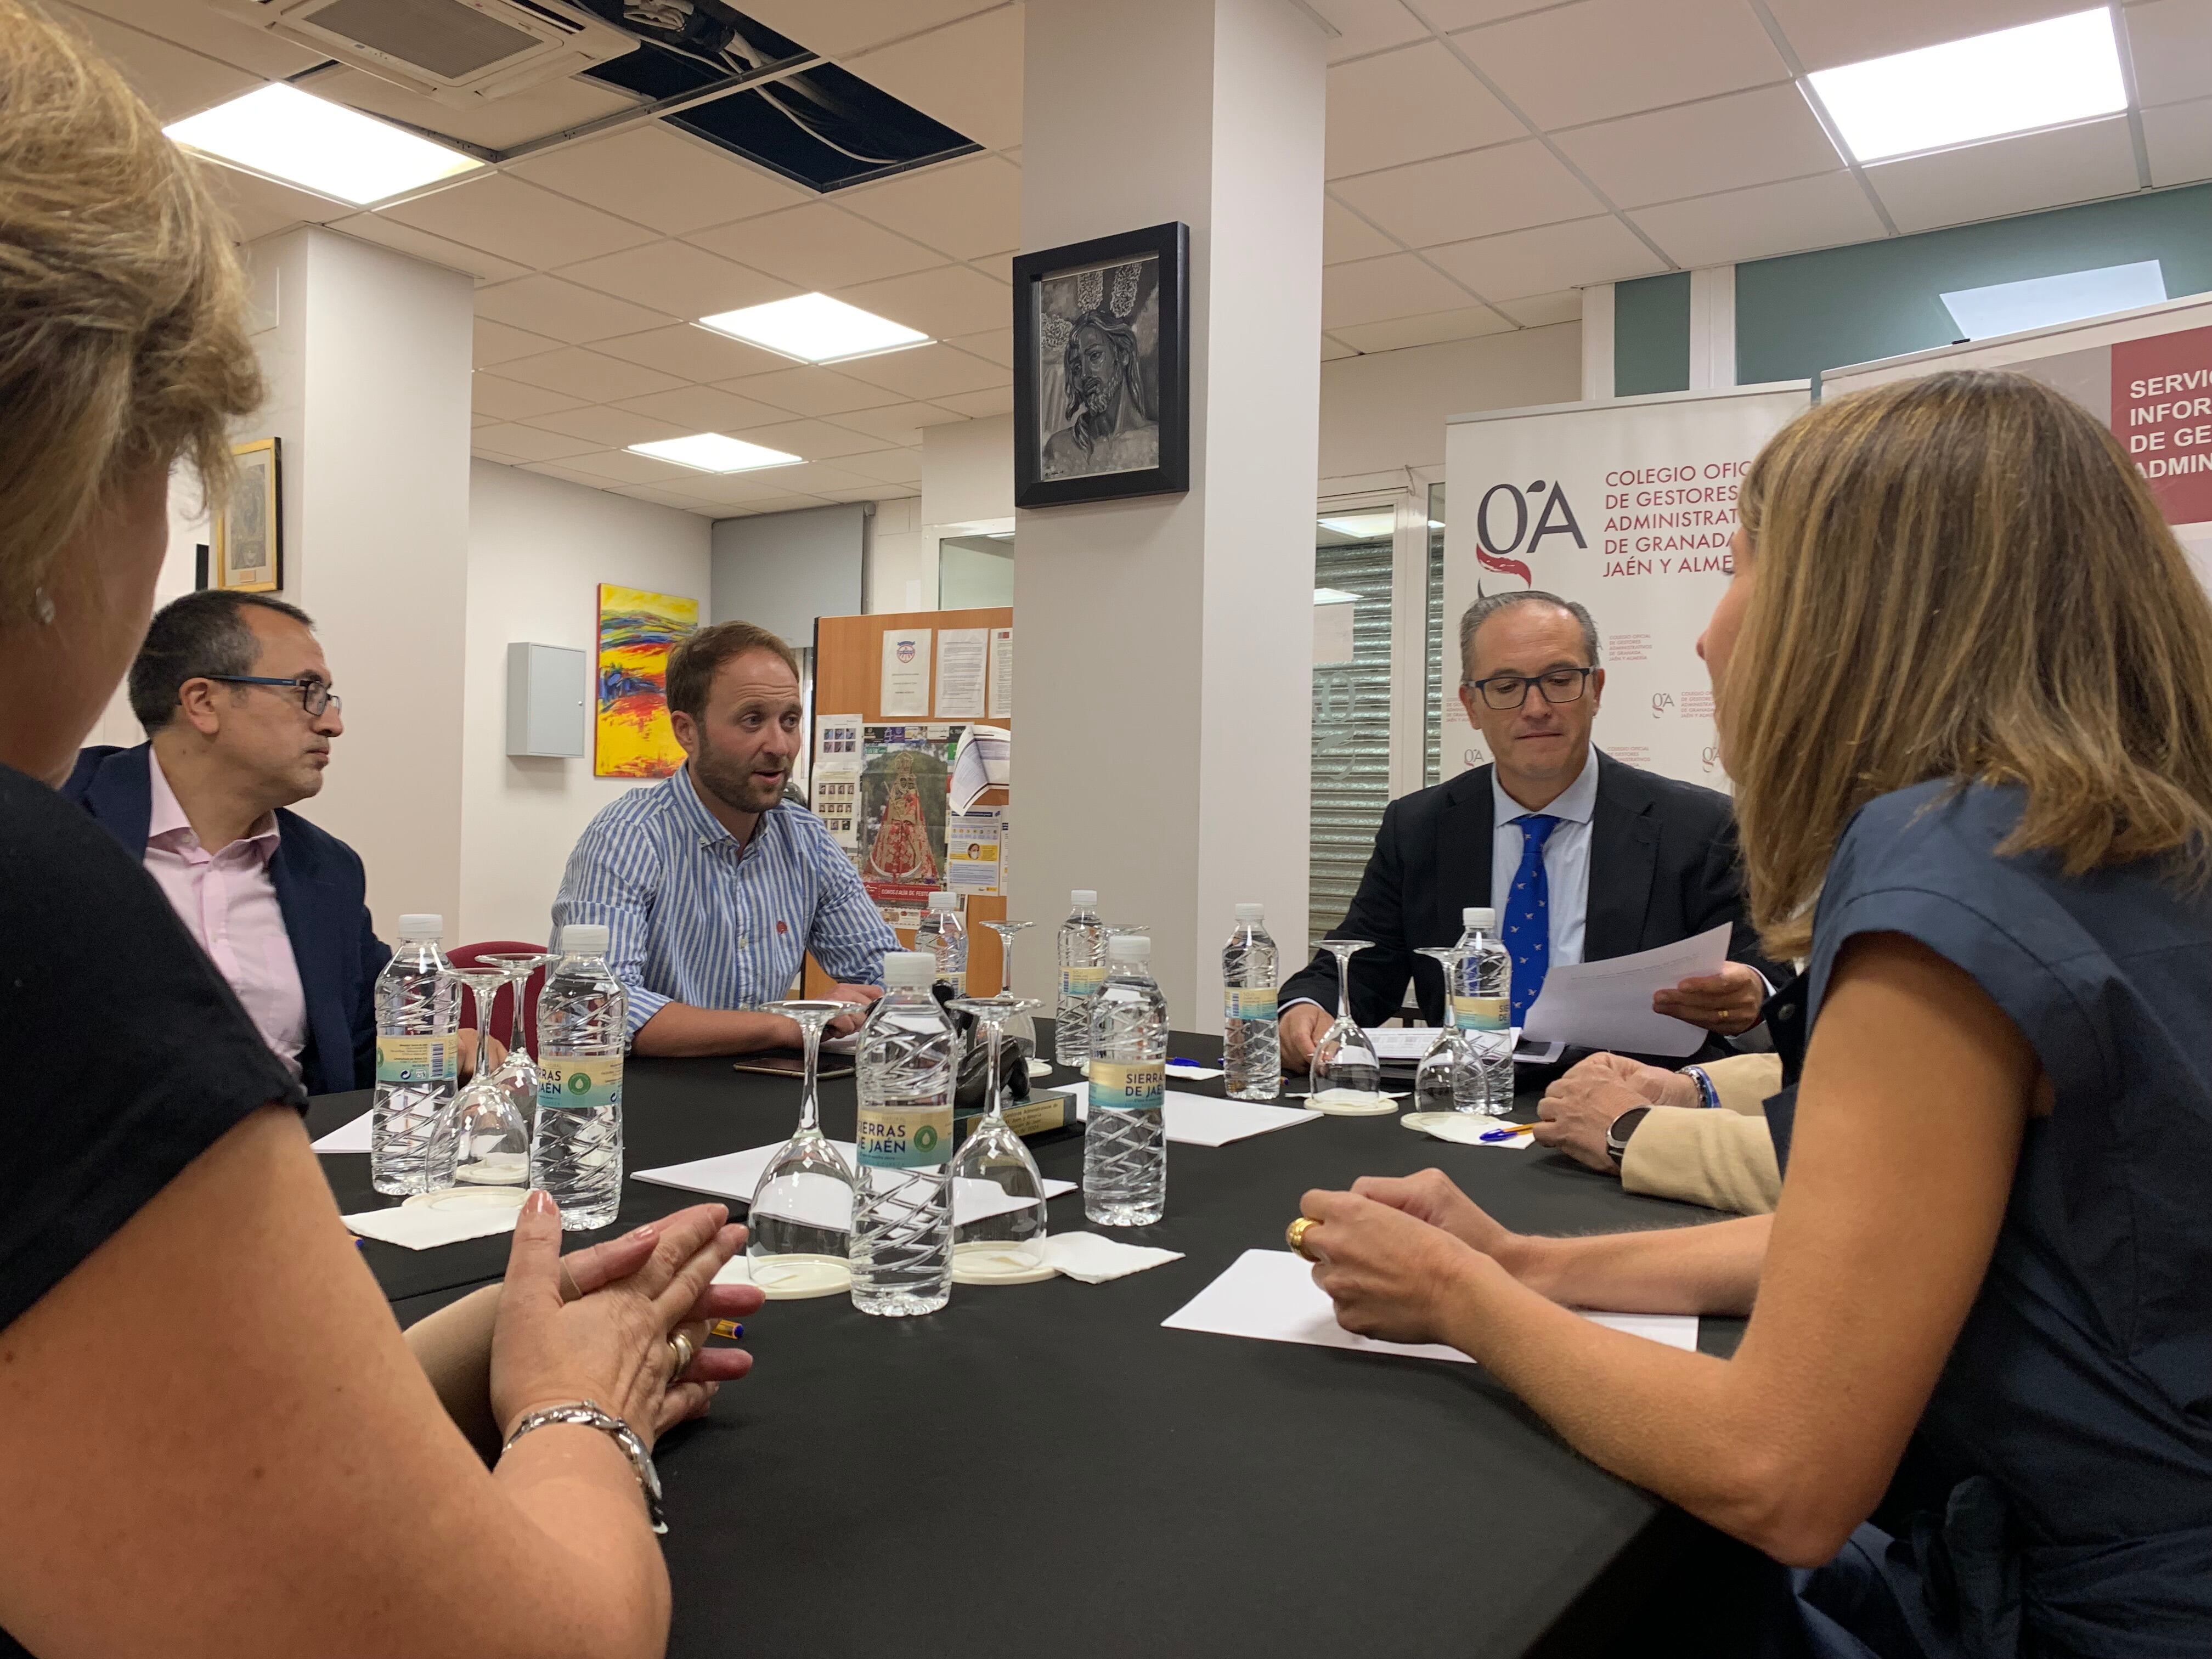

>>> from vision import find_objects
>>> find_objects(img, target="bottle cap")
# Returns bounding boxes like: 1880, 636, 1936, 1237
1071, 889, 1097, 907
397, 913, 442, 941
561, 923, 610, 955
883, 950, 935, 989
928, 891, 959, 912
1464, 907, 1496, 931
1234, 902, 1265, 922
1108, 933, 1150, 963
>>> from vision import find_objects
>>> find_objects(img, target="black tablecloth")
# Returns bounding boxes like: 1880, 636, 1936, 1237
311, 1029, 1758, 1658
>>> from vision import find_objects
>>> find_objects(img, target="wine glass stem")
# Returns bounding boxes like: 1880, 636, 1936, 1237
977, 1013, 1003, 1122
999, 936, 1014, 999
797, 1015, 823, 1134
506, 970, 530, 1058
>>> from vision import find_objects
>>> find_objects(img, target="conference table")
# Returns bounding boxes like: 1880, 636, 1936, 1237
311, 1026, 1765, 1658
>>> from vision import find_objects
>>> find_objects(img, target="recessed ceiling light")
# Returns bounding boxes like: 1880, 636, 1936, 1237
629, 433, 802, 473
1941, 261, 2167, 340
1807, 9, 2126, 166
696, 294, 930, 364
1318, 512, 1395, 539
164, 83, 483, 207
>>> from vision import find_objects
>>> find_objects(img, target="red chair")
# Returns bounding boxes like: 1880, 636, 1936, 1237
449, 939, 551, 1056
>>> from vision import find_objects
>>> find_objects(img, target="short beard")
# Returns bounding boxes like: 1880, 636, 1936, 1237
691, 743, 783, 817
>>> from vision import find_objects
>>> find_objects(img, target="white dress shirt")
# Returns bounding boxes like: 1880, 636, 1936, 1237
1491, 746, 1599, 968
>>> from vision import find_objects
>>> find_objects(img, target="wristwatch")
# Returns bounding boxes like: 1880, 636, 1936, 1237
1605, 1105, 1652, 1168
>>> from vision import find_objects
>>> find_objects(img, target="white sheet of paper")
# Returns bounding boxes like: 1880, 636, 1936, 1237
934, 627, 989, 718
987, 627, 1014, 719
1162, 1249, 1697, 1362
1520, 922, 1731, 1058
1364, 1026, 1562, 1066
1165, 1062, 1224, 1080
879, 628, 931, 717
312, 1110, 374, 1153
634, 1143, 1073, 1220
1071, 1090, 1324, 1147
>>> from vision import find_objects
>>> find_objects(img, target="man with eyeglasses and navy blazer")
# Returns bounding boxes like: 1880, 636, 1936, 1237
63, 589, 393, 1096
1280, 590, 1785, 1086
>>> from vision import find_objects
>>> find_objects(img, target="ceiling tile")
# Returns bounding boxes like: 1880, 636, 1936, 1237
1324, 199, 1401, 263
660, 469, 821, 507
1629, 170, 1889, 267
1322, 335, 1359, 360
556, 241, 797, 320
834, 448, 927, 486
63, 0, 324, 80
728, 419, 891, 461
471, 373, 586, 421
328, 215, 529, 285
968, 251, 1015, 284
719, 492, 840, 515
831, 401, 969, 444
838, 155, 1023, 259
844, 7, 1023, 150
495, 347, 688, 402
1494, 290, 1583, 327
472, 411, 500, 427
521, 406, 691, 448
826, 342, 1007, 399
758, 461, 882, 496
1420, 0, 1559, 25
688, 202, 947, 290
200, 167, 351, 242
1866, 119, 2142, 235
1323, 252, 1475, 325
1761, 0, 2092, 73
1425, 215, 1665, 300
592, 323, 790, 382
1333, 140, 1603, 245
2143, 96, 2212, 187
311, 65, 637, 153
1460, 0, 1790, 130
2124, 0, 2212, 108
380, 174, 657, 271
1326, 42, 1525, 178
475, 319, 558, 368
1328, 304, 1516, 353
615, 483, 723, 515
614, 385, 794, 432
731, 0, 1002, 59
729, 365, 913, 416
55, 4, 261, 121
510, 125, 809, 236
533, 448, 712, 486
1304, 0, 1427, 63
946, 327, 1014, 367
1553, 84, 1843, 209
837, 263, 1010, 338
469, 422, 603, 463
472, 275, 672, 344
516, 460, 639, 493
933, 386, 1014, 419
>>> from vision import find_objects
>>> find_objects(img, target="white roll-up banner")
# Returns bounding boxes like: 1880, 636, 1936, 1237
1441, 381, 1811, 789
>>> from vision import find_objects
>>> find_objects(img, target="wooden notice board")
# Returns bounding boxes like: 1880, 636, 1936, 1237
806, 606, 1012, 998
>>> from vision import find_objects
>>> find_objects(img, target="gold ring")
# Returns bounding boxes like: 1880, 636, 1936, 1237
1285, 1216, 1318, 1261
666, 1330, 696, 1384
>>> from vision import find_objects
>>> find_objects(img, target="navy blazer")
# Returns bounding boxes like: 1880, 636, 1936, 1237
63, 744, 390, 1096
1281, 751, 1784, 1058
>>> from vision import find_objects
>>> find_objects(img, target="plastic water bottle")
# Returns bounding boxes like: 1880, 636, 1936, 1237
1085, 933, 1167, 1227
851, 950, 956, 1316
1222, 902, 1280, 1102
1055, 888, 1105, 1065
1452, 907, 1514, 1116
370, 913, 459, 1195
531, 923, 627, 1229
917, 890, 966, 990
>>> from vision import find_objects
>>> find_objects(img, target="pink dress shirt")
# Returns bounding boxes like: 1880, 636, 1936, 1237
143, 755, 309, 1080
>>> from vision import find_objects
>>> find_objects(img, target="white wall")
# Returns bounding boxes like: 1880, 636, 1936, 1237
93, 469, 208, 748
458, 459, 711, 946
864, 495, 930, 612
1317, 323, 1582, 492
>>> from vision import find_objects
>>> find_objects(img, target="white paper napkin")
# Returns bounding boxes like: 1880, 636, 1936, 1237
342, 1200, 520, 1250
1037, 1232, 1183, 1283
312, 1110, 374, 1153
1165, 1062, 1224, 1081
1402, 1111, 1534, 1148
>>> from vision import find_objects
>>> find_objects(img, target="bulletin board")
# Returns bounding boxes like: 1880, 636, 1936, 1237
806, 605, 1013, 998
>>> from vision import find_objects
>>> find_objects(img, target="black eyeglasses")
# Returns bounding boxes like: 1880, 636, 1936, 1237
202, 674, 342, 717
1463, 667, 1595, 711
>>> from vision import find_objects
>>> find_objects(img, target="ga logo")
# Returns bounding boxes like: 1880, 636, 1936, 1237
1651, 691, 1675, 718
1474, 478, 1588, 586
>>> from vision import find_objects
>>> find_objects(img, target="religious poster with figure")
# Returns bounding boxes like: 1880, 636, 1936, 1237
594, 583, 698, 778
1012, 221, 1189, 508
854, 723, 964, 910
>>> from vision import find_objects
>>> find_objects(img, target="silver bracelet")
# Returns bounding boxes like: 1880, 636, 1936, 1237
501, 1398, 666, 1535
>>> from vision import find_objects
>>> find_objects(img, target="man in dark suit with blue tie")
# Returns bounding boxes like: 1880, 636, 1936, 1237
64, 590, 390, 1096
1280, 590, 1781, 1072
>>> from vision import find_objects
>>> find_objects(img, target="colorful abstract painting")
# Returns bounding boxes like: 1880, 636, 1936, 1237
594, 583, 698, 778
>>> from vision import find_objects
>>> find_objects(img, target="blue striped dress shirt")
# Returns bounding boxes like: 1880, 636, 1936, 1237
552, 765, 896, 1039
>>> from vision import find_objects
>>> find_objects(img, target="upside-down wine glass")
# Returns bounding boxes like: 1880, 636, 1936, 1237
947, 993, 1052, 1282
748, 1000, 861, 1296
479, 951, 548, 1130
1309, 939, 1384, 1101
436, 964, 532, 1187
1413, 946, 1472, 1113
980, 919, 1037, 1068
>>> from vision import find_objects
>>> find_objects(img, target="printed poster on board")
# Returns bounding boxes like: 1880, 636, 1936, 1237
854, 723, 964, 909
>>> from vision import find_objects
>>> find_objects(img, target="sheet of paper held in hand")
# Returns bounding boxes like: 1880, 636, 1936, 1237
1519, 922, 1731, 1058
1163, 1250, 1697, 1362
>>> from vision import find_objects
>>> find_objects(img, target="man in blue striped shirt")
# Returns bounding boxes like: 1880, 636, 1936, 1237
553, 620, 895, 1053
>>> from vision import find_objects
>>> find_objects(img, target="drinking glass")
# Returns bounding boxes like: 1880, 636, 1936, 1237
947, 994, 1052, 1283
1309, 939, 1384, 1100
980, 919, 1037, 1068
1413, 946, 1472, 1113
748, 1000, 860, 1296
437, 965, 531, 1186
479, 951, 548, 1128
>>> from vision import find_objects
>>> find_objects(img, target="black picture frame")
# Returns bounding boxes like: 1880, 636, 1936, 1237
1012, 221, 1189, 509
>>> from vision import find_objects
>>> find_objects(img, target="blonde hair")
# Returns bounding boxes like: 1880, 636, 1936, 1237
1726, 369, 2212, 959
0, 0, 261, 623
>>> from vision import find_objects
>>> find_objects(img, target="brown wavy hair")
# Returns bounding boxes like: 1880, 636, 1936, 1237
0, 0, 262, 623
1726, 368, 2212, 959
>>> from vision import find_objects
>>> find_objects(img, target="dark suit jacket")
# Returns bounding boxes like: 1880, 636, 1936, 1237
1281, 751, 1784, 1057
64, 744, 390, 1096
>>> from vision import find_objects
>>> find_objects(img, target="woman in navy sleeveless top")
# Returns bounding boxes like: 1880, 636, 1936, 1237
1299, 369, 2212, 1658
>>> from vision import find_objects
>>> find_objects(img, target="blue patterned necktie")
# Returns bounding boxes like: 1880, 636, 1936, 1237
1504, 814, 1560, 1024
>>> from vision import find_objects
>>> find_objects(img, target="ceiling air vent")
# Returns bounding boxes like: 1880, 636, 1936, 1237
208, 0, 634, 105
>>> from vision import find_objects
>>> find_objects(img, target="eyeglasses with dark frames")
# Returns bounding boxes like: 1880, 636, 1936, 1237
202, 674, 342, 717
1462, 666, 1596, 711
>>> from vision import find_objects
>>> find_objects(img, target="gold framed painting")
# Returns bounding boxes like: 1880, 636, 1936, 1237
216, 436, 281, 591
